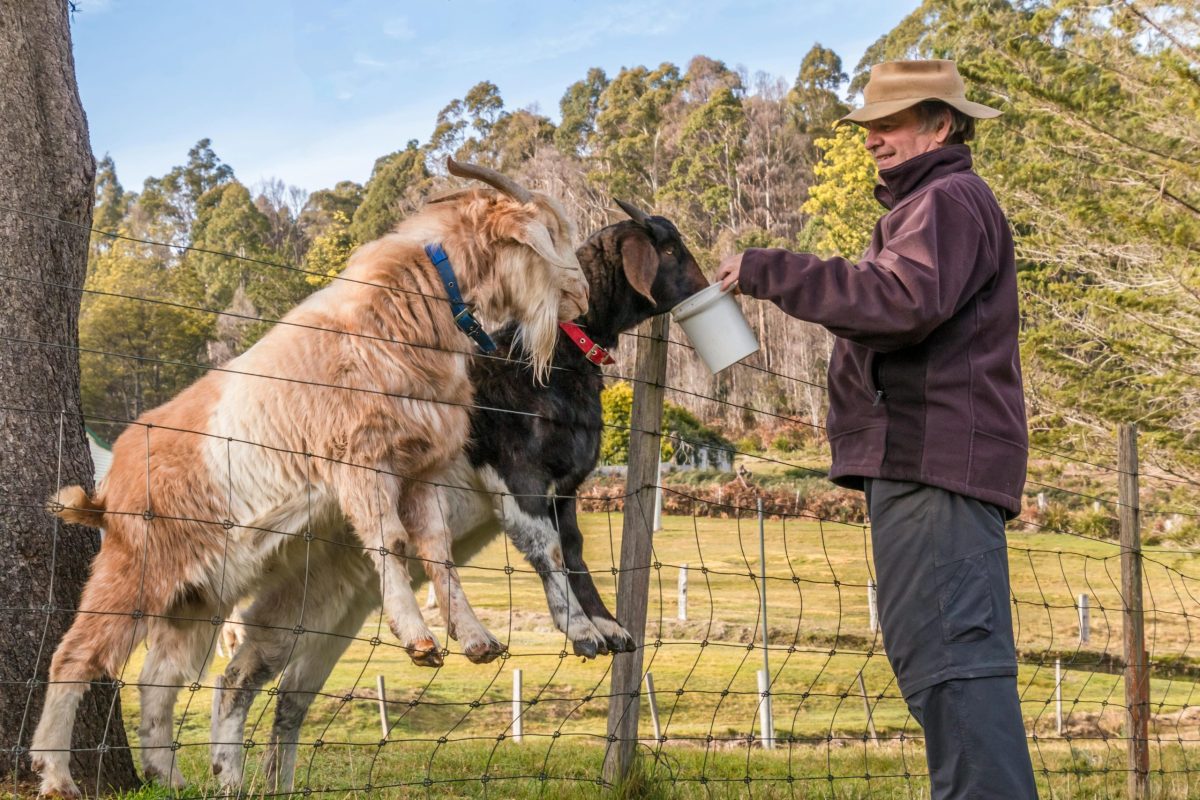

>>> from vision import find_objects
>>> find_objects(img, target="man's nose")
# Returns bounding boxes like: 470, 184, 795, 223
865, 130, 881, 150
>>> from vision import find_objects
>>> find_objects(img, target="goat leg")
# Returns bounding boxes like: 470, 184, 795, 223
482, 469, 608, 658
557, 498, 636, 653
336, 470, 441, 667
404, 482, 504, 664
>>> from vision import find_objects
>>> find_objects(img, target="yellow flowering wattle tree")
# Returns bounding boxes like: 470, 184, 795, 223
799, 124, 878, 258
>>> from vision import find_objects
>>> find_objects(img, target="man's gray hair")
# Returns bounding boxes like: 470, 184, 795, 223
914, 100, 975, 145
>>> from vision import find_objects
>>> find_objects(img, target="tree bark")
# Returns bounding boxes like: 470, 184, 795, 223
0, 1, 139, 793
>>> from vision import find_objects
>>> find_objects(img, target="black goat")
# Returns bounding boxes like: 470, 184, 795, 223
210, 204, 707, 792
446, 201, 708, 656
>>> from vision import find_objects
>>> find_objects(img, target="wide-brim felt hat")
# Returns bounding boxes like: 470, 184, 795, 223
839, 59, 1001, 124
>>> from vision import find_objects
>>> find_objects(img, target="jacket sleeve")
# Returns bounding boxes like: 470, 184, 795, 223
739, 189, 993, 352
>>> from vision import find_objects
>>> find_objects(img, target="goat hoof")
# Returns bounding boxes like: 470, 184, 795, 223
611, 633, 637, 653
463, 637, 505, 664
406, 640, 444, 668
39, 789, 81, 800
591, 618, 636, 654
37, 779, 81, 800
144, 765, 187, 790
572, 639, 599, 659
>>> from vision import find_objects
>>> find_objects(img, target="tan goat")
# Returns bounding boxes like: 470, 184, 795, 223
30, 160, 588, 799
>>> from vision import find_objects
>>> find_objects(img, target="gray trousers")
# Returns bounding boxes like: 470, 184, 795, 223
866, 478, 1038, 800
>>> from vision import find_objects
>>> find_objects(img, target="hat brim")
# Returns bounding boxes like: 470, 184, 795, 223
837, 96, 1002, 125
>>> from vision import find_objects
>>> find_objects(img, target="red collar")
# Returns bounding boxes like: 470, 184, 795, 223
559, 321, 615, 365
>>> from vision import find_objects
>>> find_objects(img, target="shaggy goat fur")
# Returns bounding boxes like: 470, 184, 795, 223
30, 173, 588, 799
208, 207, 707, 794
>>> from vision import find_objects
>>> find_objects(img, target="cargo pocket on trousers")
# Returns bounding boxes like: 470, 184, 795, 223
936, 553, 995, 643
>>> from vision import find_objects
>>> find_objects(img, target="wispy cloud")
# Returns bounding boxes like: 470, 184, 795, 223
427, 1, 689, 69
382, 16, 415, 40
353, 52, 387, 69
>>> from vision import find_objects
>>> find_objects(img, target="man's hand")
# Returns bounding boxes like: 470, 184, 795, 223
715, 252, 744, 293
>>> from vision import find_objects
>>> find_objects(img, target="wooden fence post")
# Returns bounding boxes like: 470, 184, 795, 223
603, 316, 669, 786
1119, 423, 1149, 799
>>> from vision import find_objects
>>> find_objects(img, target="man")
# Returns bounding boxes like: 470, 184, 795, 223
716, 60, 1037, 798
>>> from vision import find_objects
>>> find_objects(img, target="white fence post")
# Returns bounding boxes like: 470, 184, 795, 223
376, 675, 389, 739
676, 561, 686, 623
1055, 658, 1064, 736
858, 672, 878, 743
757, 669, 775, 749
1078, 593, 1090, 644
868, 579, 878, 634
757, 499, 774, 750
653, 460, 664, 532
644, 672, 662, 742
512, 668, 523, 743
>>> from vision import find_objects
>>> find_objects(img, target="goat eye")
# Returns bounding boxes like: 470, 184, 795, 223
664, 246, 675, 256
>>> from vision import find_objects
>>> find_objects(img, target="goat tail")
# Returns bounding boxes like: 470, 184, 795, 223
48, 485, 106, 528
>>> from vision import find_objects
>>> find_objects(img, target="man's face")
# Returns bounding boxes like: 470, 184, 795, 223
863, 107, 948, 171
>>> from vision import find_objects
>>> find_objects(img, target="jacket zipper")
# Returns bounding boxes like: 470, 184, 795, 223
869, 354, 887, 406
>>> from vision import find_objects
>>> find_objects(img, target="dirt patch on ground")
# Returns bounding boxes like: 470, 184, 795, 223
1030, 706, 1200, 739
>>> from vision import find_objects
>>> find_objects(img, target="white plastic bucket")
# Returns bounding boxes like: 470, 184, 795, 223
671, 282, 760, 374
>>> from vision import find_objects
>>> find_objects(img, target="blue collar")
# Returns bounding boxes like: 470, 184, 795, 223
424, 243, 497, 353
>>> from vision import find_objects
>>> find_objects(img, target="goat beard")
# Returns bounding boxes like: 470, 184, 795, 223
511, 291, 559, 385
478, 247, 563, 385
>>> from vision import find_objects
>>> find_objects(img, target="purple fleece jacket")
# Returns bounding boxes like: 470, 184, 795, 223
739, 144, 1027, 516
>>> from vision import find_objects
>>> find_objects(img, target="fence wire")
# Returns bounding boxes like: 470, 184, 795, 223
4, 207, 1199, 799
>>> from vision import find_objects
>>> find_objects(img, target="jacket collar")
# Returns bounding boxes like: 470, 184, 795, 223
874, 144, 973, 209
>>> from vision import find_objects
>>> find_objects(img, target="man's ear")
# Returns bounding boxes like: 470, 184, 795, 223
620, 231, 658, 302
935, 109, 953, 145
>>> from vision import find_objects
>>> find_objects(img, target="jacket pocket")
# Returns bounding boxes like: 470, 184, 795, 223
936, 553, 995, 643
865, 350, 886, 405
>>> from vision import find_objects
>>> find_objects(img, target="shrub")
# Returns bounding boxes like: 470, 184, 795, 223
1071, 507, 1119, 540
599, 381, 634, 464
601, 381, 734, 466
736, 433, 763, 454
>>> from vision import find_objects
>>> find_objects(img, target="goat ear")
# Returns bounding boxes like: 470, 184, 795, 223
620, 231, 658, 303
513, 218, 562, 269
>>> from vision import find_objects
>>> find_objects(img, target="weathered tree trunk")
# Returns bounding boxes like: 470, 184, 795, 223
0, 1, 139, 793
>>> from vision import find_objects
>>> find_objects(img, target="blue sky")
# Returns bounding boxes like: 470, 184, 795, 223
71, 0, 919, 195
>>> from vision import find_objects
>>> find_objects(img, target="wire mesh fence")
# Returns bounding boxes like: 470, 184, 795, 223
4, 206, 1199, 799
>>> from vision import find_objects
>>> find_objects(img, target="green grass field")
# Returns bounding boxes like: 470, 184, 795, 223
104, 511, 1199, 798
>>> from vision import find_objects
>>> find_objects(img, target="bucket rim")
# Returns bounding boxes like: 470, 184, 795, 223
670, 282, 734, 323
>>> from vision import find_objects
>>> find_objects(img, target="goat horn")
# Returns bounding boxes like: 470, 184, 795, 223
615, 198, 651, 227
446, 156, 533, 204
